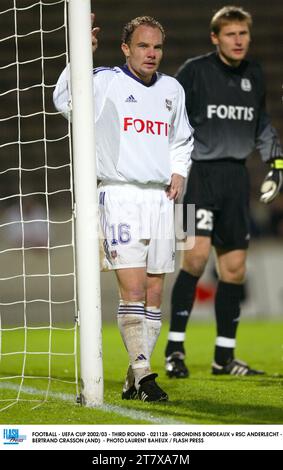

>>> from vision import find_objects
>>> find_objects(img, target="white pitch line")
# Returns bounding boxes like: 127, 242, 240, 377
0, 382, 185, 424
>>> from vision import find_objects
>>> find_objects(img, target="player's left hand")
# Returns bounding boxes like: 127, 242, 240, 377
166, 173, 185, 201
260, 168, 283, 203
260, 159, 283, 204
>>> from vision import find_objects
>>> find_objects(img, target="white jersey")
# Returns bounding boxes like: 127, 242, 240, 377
53, 64, 194, 185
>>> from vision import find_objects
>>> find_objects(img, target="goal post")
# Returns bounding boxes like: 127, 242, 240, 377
0, 0, 103, 409
68, 0, 103, 406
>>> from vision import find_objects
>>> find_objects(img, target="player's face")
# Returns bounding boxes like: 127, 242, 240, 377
211, 21, 251, 67
121, 25, 163, 83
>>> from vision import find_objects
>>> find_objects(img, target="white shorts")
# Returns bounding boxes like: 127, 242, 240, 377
98, 182, 175, 274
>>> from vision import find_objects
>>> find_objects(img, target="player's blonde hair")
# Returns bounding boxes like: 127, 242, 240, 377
210, 5, 252, 35
122, 16, 165, 45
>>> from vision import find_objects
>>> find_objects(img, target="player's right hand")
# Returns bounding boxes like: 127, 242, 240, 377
260, 166, 283, 204
91, 13, 100, 54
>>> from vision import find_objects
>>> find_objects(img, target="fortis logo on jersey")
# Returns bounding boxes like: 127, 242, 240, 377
124, 117, 170, 136
207, 104, 254, 121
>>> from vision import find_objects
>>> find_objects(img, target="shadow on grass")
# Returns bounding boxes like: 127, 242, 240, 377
115, 396, 283, 425
105, 375, 283, 425
169, 399, 283, 424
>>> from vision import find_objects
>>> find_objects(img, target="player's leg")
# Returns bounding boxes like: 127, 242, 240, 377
145, 273, 164, 358
121, 272, 168, 401
211, 161, 264, 376
139, 273, 169, 401
165, 235, 211, 377
116, 267, 149, 386
212, 247, 264, 376
213, 248, 246, 366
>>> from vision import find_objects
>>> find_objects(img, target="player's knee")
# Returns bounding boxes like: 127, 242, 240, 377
182, 253, 208, 277
120, 286, 145, 303
220, 265, 246, 284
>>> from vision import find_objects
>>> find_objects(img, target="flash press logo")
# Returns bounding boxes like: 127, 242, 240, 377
3, 428, 27, 445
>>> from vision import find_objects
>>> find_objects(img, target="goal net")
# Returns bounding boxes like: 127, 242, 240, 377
0, 0, 80, 411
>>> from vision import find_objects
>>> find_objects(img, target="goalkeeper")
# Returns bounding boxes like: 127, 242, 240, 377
54, 14, 193, 401
165, 5, 283, 379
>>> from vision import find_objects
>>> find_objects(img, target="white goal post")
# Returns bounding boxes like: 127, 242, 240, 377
0, 0, 103, 408
68, 0, 103, 406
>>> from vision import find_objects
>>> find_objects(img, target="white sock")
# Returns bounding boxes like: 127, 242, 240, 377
117, 301, 151, 387
145, 306, 162, 357
123, 306, 162, 390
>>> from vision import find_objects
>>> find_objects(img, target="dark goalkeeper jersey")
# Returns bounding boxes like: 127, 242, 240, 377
176, 52, 282, 162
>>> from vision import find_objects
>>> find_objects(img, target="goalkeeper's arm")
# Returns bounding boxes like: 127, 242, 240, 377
255, 81, 283, 204
260, 158, 283, 204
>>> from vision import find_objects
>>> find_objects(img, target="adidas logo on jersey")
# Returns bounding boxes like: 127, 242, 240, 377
125, 94, 137, 103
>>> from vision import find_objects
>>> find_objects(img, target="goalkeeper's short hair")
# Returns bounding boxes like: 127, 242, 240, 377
210, 6, 252, 35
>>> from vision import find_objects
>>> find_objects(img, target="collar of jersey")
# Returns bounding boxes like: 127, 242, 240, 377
213, 52, 248, 75
120, 64, 158, 87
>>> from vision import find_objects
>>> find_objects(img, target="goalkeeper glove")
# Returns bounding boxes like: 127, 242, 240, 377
260, 159, 283, 204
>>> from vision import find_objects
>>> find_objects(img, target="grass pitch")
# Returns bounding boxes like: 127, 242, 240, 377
0, 320, 282, 425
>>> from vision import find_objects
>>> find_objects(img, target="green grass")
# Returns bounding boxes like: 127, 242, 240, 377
0, 320, 282, 424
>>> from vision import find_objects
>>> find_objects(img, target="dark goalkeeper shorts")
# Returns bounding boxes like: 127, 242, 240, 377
183, 159, 250, 250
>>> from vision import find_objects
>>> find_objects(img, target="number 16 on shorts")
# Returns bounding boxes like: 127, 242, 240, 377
110, 223, 131, 245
